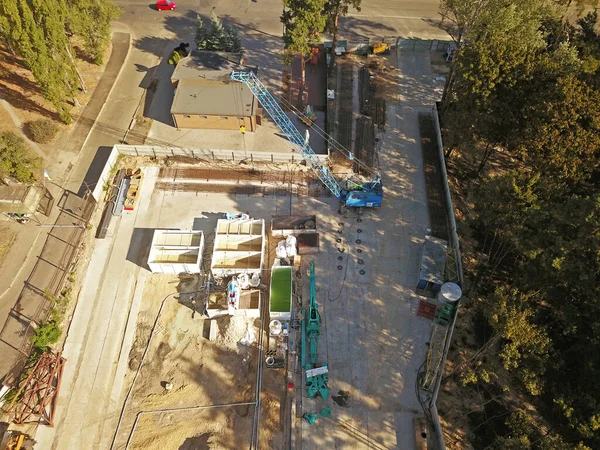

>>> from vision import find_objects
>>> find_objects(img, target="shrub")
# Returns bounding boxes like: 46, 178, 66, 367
0, 131, 41, 183
27, 119, 60, 144
30, 320, 62, 350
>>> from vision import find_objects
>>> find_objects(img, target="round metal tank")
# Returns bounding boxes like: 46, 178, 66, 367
437, 282, 462, 303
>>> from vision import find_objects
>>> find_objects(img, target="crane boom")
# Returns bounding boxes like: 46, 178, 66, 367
231, 71, 383, 208
231, 71, 342, 198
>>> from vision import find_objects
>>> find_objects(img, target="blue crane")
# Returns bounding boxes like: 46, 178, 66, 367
230, 71, 383, 208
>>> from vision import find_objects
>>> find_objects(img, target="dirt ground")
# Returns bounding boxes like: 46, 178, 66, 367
0, 40, 110, 145
117, 273, 262, 449
0, 225, 17, 266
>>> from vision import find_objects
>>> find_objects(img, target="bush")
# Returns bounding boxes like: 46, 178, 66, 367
30, 320, 62, 350
0, 131, 41, 183
27, 119, 60, 144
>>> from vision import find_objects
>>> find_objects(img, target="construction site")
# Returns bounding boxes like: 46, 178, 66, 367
1, 40, 461, 450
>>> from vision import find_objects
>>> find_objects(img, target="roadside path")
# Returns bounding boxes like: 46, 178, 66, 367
0, 99, 46, 158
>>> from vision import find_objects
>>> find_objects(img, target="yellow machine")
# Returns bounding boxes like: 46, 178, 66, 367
371, 42, 390, 55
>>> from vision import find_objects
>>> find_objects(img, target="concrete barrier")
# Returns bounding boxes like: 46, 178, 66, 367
114, 144, 327, 164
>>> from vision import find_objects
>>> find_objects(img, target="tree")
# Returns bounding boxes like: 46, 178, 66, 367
65, 0, 121, 64
324, 0, 361, 69
281, 0, 327, 83
439, 0, 488, 104
515, 75, 600, 198
0, 132, 41, 183
196, 15, 208, 50
0, 0, 83, 123
208, 12, 227, 51
224, 24, 243, 53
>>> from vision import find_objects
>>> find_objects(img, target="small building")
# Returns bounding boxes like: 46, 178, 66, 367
210, 218, 265, 278
170, 51, 259, 131
0, 185, 53, 217
148, 230, 204, 274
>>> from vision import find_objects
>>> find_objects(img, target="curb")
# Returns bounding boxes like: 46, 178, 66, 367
65, 30, 132, 184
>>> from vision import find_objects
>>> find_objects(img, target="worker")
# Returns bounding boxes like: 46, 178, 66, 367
240, 124, 246, 134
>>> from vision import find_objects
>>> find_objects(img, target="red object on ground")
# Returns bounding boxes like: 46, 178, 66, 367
417, 300, 437, 321
156, 0, 176, 10
287, 382, 295, 389
311, 48, 319, 65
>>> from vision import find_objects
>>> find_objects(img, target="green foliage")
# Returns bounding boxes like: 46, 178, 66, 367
0, 131, 40, 183
208, 12, 227, 51
224, 24, 243, 53
30, 320, 62, 350
324, 0, 361, 35
27, 119, 60, 144
0, 0, 117, 121
485, 289, 550, 395
281, 0, 328, 57
196, 14, 243, 53
66, 0, 121, 64
196, 15, 208, 50
443, 1, 600, 448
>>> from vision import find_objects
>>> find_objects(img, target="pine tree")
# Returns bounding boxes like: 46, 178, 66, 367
1, 0, 78, 123
208, 12, 226, 51
225, 24, 243, 53
65, 0, 121, 65
221, 24, 235, 52
196, 15, 208, 50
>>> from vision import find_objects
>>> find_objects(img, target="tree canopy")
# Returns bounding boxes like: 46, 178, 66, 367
0, 0, 120, 122
0, 132, 41, 183
441, 1, 600, 448
195, 14, 243, 53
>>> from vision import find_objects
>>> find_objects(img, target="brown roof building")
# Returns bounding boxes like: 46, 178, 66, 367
170, 51, 259, 131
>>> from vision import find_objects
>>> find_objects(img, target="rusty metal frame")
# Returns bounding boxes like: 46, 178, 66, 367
6, 352, 66, 426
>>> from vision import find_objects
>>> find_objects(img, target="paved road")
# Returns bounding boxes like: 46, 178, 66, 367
116, 0, 444, 38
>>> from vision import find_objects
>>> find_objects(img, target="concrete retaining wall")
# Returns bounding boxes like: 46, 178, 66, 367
114, 144, 326, 164
91, 145, 119, 202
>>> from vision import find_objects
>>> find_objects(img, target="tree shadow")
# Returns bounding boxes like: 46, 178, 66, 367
133, 36, 175, 58
179, 433, 210, 450
0, 82, 60, 122
73, 45, 97, 65
338, 16, 398, 40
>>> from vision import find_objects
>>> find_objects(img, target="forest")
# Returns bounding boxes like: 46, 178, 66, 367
440, 0, 600, 448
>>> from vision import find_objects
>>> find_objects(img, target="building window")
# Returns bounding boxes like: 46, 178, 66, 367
220, 117, 229, 120
184, 115, 191, 118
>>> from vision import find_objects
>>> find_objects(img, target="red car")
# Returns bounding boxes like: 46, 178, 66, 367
156, 0, 176, 10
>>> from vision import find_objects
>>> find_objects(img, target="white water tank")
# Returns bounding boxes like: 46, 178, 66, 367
437, 282, 462, 304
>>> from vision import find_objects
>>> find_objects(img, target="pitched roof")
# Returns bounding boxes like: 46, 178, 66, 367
170, 51, 257, 117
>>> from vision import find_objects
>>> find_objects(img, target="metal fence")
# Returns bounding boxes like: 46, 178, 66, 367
114, 145, 327, 164
428, 106, 465, 450
0, 191, 96, 387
